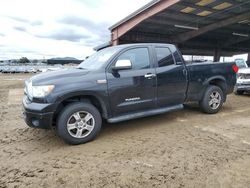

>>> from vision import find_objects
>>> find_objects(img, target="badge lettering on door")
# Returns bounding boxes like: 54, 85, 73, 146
125, 97, 141, 102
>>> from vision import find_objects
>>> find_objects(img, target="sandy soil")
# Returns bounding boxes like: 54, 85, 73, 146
0, 73, 250, 188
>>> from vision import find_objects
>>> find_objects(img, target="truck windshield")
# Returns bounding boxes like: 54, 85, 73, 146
78, 47, 121, 70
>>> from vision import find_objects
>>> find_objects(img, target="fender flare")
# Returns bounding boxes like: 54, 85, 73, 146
203, 76, 226, 86
54, 91, 109, 119
202, 76, 227, 101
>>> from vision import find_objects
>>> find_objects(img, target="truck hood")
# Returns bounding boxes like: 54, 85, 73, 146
30, 68, 90, 85
238, 68, 250, 74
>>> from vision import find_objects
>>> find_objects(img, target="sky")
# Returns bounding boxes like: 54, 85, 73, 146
0, 0, 151, 60
0, 0, 248, 61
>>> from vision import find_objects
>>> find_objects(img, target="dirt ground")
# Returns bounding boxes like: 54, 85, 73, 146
0, 73, 250, 188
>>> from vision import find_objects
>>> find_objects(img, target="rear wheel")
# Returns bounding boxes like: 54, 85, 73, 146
199, 85, 224, 114
57, 102, 102, 145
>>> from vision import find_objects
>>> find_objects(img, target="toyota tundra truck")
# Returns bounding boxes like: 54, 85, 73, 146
23, 43, 237, 144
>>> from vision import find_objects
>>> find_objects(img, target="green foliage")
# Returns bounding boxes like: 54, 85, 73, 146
18, 57, 30, 64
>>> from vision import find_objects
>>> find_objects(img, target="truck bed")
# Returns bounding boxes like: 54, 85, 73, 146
185, 61, 236, 102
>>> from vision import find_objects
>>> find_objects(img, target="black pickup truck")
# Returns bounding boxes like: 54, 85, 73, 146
23, 43, 237, 144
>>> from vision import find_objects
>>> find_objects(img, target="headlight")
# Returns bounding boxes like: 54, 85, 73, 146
25, 81, 55, 98
237, 74, 246, 79
32, 85, 55, 98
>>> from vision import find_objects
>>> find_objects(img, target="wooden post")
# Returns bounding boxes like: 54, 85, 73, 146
111, 29, 119, 46
213, 48, 221, 62
112, 39, 119, 46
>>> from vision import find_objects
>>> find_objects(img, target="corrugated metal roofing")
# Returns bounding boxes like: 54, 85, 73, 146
109, 0, 250, 56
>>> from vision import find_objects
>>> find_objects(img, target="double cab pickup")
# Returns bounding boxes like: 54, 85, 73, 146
23, 43, 237, 144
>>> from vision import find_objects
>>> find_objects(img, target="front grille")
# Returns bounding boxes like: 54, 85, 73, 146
245, 74, 250, 79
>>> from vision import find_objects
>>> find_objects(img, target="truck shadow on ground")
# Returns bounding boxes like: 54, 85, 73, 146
238, 93, 250, 97
100, 105, 201, 138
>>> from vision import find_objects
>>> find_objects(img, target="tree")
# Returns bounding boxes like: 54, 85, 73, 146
41, 60, 47, 64
11, 60, 18, 64
32, 59, 38, 64
18, 57, 30, 64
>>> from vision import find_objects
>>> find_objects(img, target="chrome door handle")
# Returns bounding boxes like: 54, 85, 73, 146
183, 69, 188, 76
144, 73, 156, 79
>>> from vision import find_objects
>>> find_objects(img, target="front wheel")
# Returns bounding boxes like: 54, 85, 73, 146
199, 85, 224, 114
57, 102, 102, 145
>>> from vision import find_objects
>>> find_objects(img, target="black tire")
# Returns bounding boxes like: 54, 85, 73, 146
235, 90, 244, 95
199, 85, 224, 114
57, 102, 102, 145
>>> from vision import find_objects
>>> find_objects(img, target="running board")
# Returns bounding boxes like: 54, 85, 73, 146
108, 104, 184, 123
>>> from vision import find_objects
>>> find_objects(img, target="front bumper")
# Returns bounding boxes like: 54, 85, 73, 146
22, 96, 56, 129
235, 84, 250, 91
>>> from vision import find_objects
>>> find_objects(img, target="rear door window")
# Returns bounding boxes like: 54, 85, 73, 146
155, 47, 175, 67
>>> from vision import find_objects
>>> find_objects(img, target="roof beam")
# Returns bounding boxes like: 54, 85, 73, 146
158, 9, 219, 24
121, 31, 221, 48
111, 0, 180, 45
180, 48, 238, 56
120, 31, 172, 43
222, 36, 250, 47
171, 12, 250, 43
142, 17, 189, 29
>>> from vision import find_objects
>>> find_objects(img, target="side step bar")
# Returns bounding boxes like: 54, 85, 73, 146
108, 104, 184, 123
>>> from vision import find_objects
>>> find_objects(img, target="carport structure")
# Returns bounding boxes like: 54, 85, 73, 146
109, 0, 250, 61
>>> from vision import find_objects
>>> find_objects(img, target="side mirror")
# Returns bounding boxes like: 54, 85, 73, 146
112, 59, 132, 71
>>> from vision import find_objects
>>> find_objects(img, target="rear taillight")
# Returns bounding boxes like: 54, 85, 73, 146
232, 64, 239, 73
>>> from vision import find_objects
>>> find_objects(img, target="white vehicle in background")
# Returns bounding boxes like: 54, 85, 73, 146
235, 59, 250, 95
39, 68, 48, 73
28, 67, 38, 73
47, 67, 62, 71
40, 67, 62, 73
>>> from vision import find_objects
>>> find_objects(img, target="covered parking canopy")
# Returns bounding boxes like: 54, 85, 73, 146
109, 0, 250, 61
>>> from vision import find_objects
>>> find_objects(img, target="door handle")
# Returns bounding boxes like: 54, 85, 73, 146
183, 69, 188, 76
144, 73, 156, 79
